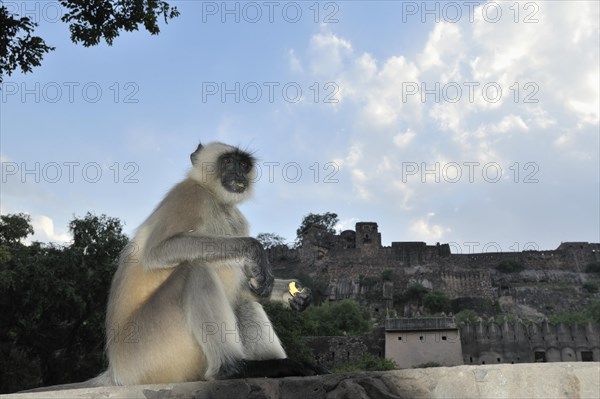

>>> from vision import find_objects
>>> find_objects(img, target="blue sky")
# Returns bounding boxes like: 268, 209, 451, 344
1, 1, 599, 253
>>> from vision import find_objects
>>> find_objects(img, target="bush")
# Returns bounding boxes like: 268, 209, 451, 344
0, 213, 128, 392
403, 283, 429, 302
262, 303, 315, 366
381, 269, 395, 282
549, 302, 600, 324
360, 275, 379, 288
585, 262, 600, 273
300, 299, 372, 336
583, 282, 599, 293
548, 311, 591, 324
454, 309, 478, 324
423, 289, 450, 313
413, 362, 441, 368
332, 353, 397, 373
496, 260, 524, 273
589, 301, 600, 322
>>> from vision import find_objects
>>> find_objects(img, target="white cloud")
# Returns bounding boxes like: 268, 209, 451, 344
336, 217, 360, 232
393, 128, 416, 148
333, 145, 373, 200
376, 156, 391, 174
418, 22, 464, 72
341, 55, 423, 129
308, 33, 353, 76
391, 181, 415, 211
472, 114, 528, 139
299, 7, 589, 136
526, 106, 557, 129
409, 215, 451, 242
351, 169, 371, 200
288, 48, 303, 74
28, 215, 72, 245
567, 72, 600, 125
333, 144, 362, 168
290, 1, 598, 247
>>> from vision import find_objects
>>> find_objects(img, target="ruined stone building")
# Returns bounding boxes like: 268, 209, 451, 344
269, 222, 599, 316
460, 320, 600, 365
306, 319, 600, 370
385, 317, 463, 368
268, 222, 600, 366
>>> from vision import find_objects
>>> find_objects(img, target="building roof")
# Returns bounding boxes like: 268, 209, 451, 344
385, 317, 458, 332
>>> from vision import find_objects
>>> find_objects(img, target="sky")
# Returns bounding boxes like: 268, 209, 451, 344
1, 0, 599, 254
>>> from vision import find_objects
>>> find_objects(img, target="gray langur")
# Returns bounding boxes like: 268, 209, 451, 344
94, 142, 313, 385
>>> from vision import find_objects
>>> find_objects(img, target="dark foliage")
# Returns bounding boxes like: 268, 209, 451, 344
256, 232, 287, 249
402, 283, 429, 303
423, 289, 450, 314
0, 0, 179, 82
585, 262, 600, 273
495, 260, 524, 273
60, 0, 179, 47
0, 213, 127, 393
0, 5, 55, 83
296, 212, 339, 242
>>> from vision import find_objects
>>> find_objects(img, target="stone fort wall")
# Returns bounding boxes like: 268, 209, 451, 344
304, 322, 600, 369
268, 222, 600, 303
460, 321, 600, 365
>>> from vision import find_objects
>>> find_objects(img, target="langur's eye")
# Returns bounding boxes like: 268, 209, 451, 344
240, 161, 249, 170
224, 157, 232, 164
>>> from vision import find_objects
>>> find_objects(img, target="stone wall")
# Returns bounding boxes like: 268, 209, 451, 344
385, 318, 463, 369
7, 363, 599, 399
460, 321, 600, 365
305, 320, 599, 374
440, 271, 495, 300
305, 328, 385, 370
267, 222, 600, 317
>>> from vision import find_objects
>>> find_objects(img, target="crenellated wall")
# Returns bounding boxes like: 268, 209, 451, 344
305, 320, 600, 371
267, 222, 600, 316
460, 321, 600, 365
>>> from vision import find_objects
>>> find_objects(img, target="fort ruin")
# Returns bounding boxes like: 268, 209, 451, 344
269, 222, 600, 316
268, 222, 600, 366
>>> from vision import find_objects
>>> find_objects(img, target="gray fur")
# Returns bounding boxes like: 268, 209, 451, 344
96, 142, 311, 385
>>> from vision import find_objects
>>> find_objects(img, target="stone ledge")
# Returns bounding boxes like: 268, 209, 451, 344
3, 362, 599, 399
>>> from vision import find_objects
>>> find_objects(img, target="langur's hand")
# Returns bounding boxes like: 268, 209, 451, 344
288, 281, 312, 312
243, 238, 274, 297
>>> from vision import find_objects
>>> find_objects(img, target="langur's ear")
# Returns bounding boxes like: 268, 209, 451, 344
190, 143, 203, 165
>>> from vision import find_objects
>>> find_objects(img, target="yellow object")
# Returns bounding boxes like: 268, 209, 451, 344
288, 281, 304, 297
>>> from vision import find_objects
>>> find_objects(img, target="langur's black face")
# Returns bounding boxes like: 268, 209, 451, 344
218, 150, 255, 193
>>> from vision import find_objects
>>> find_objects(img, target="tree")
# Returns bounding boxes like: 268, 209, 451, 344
403, 283, 429, 303
332, 353, 397, 373
582, 282, 599, 293
262, 303, 315, 366
0, 4, 55, 84
301, 299, 372, 336
423, 290, 450, 314
0, 213, 34, 244
381, 269, 395, 282
295, 272, 329, 306
548, 302, 600, 324
454, 309, 479, 324
0, 212, 128, 393
495, 260, 524, 273
584, 262, 600, 273
0, 0, 179, 83
295, 212, 339, 242
256, 232, 287, 249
